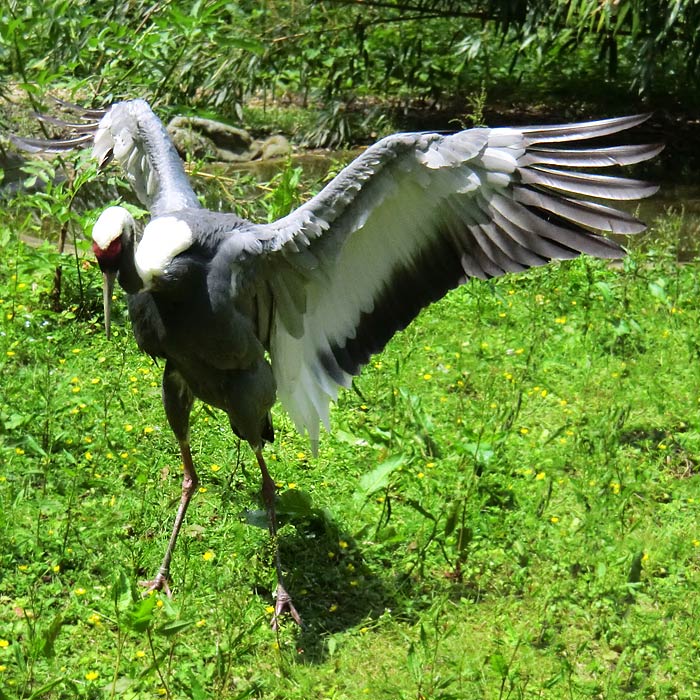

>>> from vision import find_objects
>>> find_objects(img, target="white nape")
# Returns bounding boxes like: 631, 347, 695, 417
135, 216, 194, 288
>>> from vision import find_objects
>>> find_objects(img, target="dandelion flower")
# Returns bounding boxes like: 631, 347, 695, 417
74, 587, 87, 596
535, 472, 546, 480
423, 373, 432, 381
550, 516, 559, 524
202, 550, 215, 562
0, 640, 9, 648
196, 619, 206, 627
85, 671, 99, 681
210, 464, 221, 472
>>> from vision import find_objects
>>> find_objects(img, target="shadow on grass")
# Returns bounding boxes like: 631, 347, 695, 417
250, 503, 411, 663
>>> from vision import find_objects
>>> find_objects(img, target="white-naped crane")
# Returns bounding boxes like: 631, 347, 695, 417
13, 99, 661, 627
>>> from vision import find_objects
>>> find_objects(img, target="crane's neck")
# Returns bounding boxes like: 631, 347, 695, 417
117, 230, 144, 295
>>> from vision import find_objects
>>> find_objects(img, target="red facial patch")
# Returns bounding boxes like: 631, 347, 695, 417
93, 237, 122, 271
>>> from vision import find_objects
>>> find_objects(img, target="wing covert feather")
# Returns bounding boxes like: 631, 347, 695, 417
251, 118, 660, 442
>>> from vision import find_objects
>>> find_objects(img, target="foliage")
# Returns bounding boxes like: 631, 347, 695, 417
1, 154, 699, 697
1, 0, 698, 147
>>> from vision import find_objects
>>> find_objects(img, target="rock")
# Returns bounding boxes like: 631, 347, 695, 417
167, 116, 291, 163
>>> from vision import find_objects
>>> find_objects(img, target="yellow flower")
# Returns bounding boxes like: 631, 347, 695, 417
535, 472, 546, 480
202, 550, 215, 562
265, 605, 275, 614
328, 603, 338, 612
423, 373, 432, 381
85, 671, 99, 681
555, 316, 567, 324
550, 516, 559, 524
210, 464, 221, 472
196, 619, 207, 627
417, 472, 425, 479
287, 482, 297, 489
0, 640, 9, 648
52, 564, 60, 573
143, 426, 154, 434
135, 650, 146, 659
520, 427, 529, 435
74, 587, 86, 596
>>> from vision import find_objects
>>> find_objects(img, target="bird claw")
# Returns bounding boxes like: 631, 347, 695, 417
271, 582, 302, 630
139, 572, 172, 598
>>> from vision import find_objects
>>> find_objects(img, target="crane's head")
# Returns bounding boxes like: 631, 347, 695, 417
92, 206, 137, 340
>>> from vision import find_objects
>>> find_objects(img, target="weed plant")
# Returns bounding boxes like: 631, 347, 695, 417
0, 164, 699, 699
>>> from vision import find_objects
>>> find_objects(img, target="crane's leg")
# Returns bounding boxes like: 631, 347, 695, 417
141, 440, 199, 595
255, 448, 302, 629
140, 364, 196, 595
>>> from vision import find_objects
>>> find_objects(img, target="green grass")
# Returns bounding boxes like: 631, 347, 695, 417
1, 199, 700, 699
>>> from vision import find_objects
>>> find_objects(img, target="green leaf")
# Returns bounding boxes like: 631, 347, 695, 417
489, 652, 509, 678
126, 595, 158, 634
26, 677, 65, 700
355, 455, 405, 501
277, 488, 314, 518
39, 614, 63, 658
112, 569, 133, 614
156, 619, 195, 637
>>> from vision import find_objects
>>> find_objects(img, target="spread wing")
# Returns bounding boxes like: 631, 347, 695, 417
237, 115, 661, 445
11, 98, 200, 216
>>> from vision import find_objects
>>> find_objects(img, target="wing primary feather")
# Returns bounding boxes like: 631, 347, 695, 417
520, 143, 663, 168
514, 186, 646, 234
521, 114, 651, 145
520, 166, 659, 200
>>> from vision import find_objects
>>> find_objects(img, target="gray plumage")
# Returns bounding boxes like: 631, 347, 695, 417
13, 99, 661, 623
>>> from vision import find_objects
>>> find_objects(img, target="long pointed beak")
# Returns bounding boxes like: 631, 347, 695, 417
102, 270, 116, 340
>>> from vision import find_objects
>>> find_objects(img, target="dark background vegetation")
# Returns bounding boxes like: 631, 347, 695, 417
1, 0, 698, 175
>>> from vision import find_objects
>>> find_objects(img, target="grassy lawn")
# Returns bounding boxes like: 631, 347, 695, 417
1, 189, 699, 698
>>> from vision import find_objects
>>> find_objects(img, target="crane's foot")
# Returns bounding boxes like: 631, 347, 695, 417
139, 571, 172, 597
271, 582, 302, 630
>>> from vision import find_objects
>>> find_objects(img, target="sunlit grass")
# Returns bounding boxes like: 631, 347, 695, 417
1, 204, 700, 698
